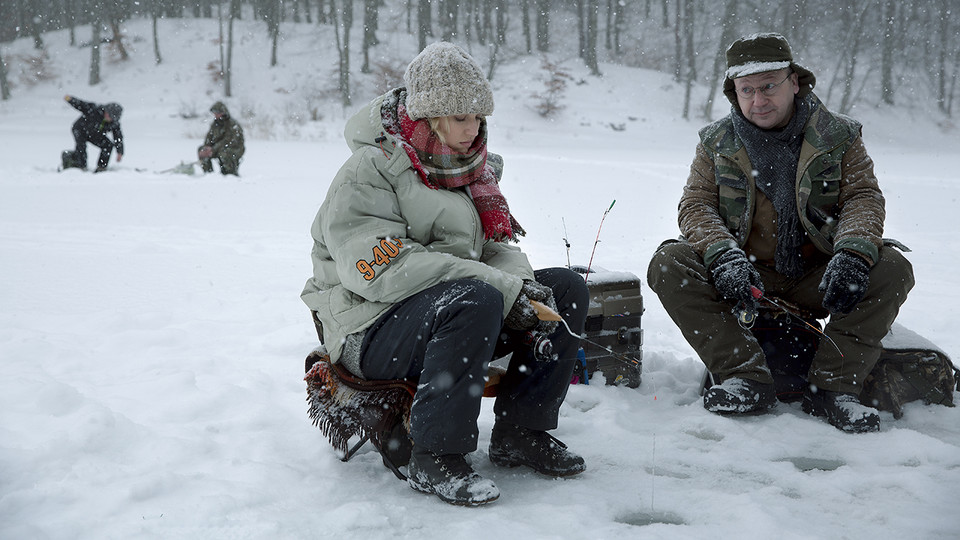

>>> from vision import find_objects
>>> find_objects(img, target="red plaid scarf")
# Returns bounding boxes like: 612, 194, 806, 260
387, 97, 521, 242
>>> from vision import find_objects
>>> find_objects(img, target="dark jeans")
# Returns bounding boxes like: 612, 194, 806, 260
359, 267, 589, 455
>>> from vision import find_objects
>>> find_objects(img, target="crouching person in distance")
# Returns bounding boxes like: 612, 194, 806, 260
301, 42, 588, 506
646, 33, 914, 433
198, 101, 245, 176
63, 95, 124, 172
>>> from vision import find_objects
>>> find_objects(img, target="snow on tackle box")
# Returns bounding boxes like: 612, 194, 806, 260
571, 266, 644, 388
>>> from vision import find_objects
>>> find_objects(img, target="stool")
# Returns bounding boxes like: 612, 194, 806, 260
304, 347, 504, 480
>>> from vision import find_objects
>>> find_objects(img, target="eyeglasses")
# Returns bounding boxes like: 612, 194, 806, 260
735, 72, 793, 99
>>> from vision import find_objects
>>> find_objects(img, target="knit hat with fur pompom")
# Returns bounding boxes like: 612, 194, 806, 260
403, 42, 494, 120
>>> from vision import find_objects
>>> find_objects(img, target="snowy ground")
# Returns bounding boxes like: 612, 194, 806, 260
2, 17, 959, 540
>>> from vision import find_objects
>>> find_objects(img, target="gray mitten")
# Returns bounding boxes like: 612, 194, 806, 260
505, 292, 539, 331
522, 280, 559, 336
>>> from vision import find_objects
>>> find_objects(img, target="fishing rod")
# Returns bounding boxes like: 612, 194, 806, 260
530, 300, 640, 367
740, 286, 843, 357
584, 200, 616, 278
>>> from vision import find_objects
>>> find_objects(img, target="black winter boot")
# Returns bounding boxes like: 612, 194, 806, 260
489, 422, 585, 477
407, 447, 499, 506
802, 387, 880, 433
702, 376, 777, 415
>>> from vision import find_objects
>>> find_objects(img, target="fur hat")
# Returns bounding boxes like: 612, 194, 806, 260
403, 42, 494, 120
722, 33, 816, 105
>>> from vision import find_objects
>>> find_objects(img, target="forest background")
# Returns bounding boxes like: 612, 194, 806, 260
2, 0, 959, 127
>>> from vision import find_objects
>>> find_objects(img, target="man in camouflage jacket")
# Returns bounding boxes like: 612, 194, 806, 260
198, 101, 244, 176
647, 33, 914, 433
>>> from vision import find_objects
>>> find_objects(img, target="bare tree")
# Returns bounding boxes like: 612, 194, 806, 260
535, 0, 549, 52
152, 3, 162, 65
333, 0, 354, 106
0, 46, 11, 100
226, 0, 239, 97
582, 0, 600, 76
361, 0, 380, 73
680, 0, 695, 120
438, 0, 457, 42
703, 0, 738, 120
266, 0, 281, 67
89, 19, 102, 86
880, 0, 895, 105
495, 0, 507, 45
417, 0, 431, 51
520, 0, 532, 53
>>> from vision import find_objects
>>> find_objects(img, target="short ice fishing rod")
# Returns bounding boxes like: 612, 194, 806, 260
530, 300, 641, 368
739, 286, 843, 357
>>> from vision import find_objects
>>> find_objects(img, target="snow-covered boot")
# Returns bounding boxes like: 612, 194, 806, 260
802, 387, 880, 433
407, 447, 499, 506
702, 377, 777, 414
489, 422, 585, 477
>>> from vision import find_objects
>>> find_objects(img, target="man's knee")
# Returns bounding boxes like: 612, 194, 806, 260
647, 240, 703, 292
871, 246, 915, 298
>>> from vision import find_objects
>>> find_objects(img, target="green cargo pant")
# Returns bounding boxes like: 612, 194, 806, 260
199, 146, 243, 176
647, 240, 914, 395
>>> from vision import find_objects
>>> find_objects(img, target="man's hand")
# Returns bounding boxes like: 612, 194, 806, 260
198, 146, 213, 159
710, 248, 764, 316
116, 153, 123, 163
819, 251, 870, 314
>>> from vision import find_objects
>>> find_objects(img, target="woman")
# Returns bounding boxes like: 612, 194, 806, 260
301, 42, 588, 506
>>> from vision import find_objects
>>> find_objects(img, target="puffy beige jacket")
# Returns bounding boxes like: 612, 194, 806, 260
301, 89, 533, 365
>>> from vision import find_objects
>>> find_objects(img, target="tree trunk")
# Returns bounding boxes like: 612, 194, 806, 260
0, 47, 11, 100
535, 0, 549, 52
267, 0, 280, 67
672, 0, 681, 82
109, 19, 129, 61
703, 0, 738, 120
89, 20, 101, 86
612, 0, 625, 56
362, 0, 380, 73
495, 0, 506, 45
152, 10, 162, 65
417, 0, 431, 51
583, 0, 600, 76
576, 0, 585, 60
226, 0, 237, 97
937, 0, 950, 113
335, 0, 353, 107
880, 0, 895, 105
438, 0, 457, 42
520, 0, 531, 53
681, 0, 696, 120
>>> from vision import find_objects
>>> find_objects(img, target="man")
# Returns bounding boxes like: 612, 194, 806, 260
63, 95, 124, 172
647, 33, 914, 433
198, 101, 245, 176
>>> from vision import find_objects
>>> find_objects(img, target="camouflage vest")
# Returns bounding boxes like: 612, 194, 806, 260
698, 95, 863, 265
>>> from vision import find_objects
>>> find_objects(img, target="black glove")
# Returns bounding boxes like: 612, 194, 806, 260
711, 248, 764, 315
819, 250, 870, 314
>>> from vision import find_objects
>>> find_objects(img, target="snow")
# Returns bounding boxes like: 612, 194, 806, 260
2, 14, 960, 540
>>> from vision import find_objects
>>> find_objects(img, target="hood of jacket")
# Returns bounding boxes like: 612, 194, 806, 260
343, 88, 410, 167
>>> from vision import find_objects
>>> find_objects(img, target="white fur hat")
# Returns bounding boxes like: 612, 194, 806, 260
403, 42, 495, 120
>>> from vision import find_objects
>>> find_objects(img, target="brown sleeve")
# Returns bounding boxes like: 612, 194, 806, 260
834, 136, 885, 263
678, 142, 738, 262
